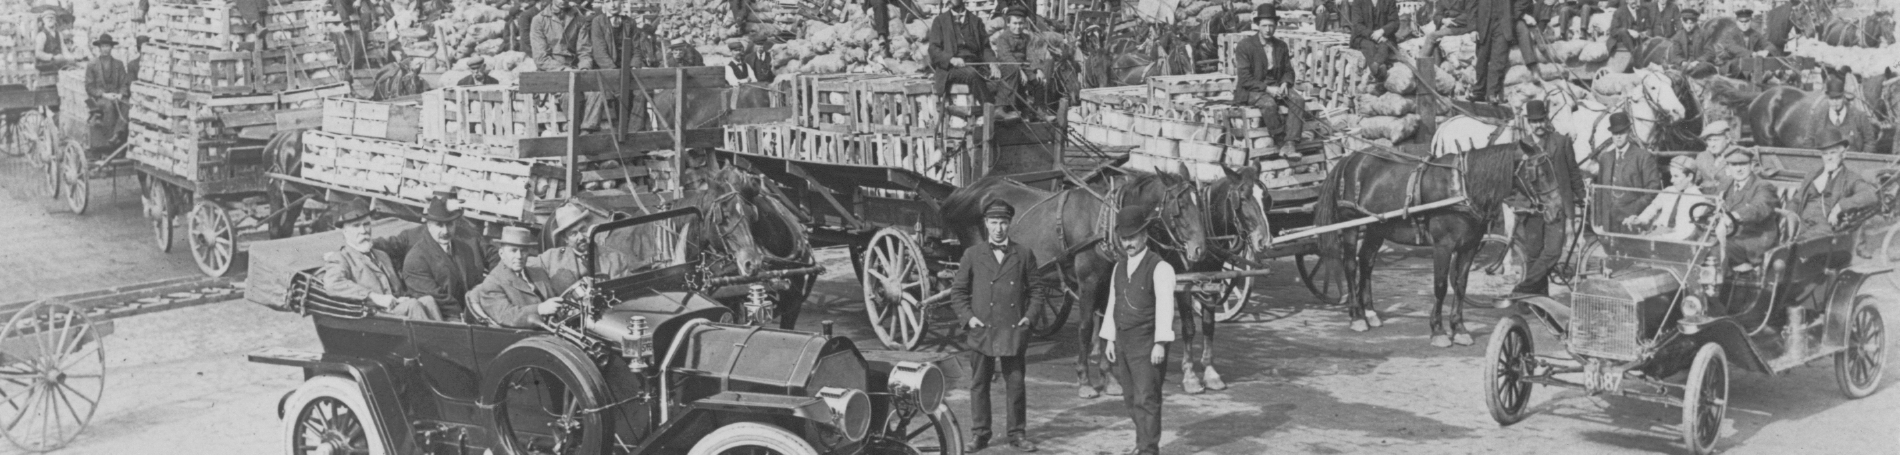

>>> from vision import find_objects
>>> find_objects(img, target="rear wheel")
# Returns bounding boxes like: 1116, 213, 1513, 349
686, 422, 818, 455
1835, 303, 1886, 399
188, 201, 237, 277
61, 141, 87, 215
1483, 314, 1536, 425
863, 228, 931, 350
483, 337, 608, 455
1296, 252, 1342, 305
143, 180, 174, 252
282, 376, 385, 455
1681, 343, 1728, 455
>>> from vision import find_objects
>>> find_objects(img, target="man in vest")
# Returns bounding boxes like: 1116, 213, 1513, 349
951, 200, 1040, 453
745, 34, 777, 84
725, 40, 757, 85
1232, 5, 1305, 155
1099, 206, 1177, 455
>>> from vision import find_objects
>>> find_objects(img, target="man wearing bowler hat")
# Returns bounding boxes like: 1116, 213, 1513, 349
471, 226, 563, 328
401, 197, 489, 319
1506, 99, 1583, 300
1099, 206, 1176, 455
951, 200, 1039, 453
379, 185, 492, 270
1587, 111, 1662, 234
1821, 74, 1880, 155
321, 196, 442, 321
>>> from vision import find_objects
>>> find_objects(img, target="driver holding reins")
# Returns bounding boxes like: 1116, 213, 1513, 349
472, 226, 563, 328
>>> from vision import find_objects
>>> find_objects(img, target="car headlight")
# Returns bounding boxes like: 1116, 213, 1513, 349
818, 387, 870, 441
1682, 295, 1705, 318
888, 361, 945, 412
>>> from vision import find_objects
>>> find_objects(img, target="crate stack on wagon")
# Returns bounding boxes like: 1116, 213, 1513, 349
725, 73, 980, 191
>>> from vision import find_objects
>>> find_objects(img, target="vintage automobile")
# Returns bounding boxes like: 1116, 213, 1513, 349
1487, 184, 1891, 454
250, 208, 963, 455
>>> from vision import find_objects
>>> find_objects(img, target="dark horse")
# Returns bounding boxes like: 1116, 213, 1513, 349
1085, 22, 1198, 89
1745, 68, 1886, 153
1315, 142, 1554, 347
1815, 11, 1896, 47
943, 169, 1208, 398
669, 161, 816, 329
1173, 166, 1274, 393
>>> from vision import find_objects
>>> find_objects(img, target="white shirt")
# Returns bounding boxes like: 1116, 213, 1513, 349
1099, 249, 1176, 343
1634, 183, 1711, 241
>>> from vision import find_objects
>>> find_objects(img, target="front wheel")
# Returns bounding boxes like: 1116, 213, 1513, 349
686, 422, 819, 455
1681, 343, 1729, 455
869, 402, 964, 455
1483, 314, 1536, 425
282, 376, 386, 455
1835, 303, 1886, 399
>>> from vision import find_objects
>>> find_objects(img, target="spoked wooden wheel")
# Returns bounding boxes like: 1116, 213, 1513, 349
142, 181, 174, 252
1028, 280, 1073, 339
0, 301, 107, 453
1681, 343, 1729, 455
863, 228, 932, 350
1296, 251, 1343, 305
1484, 314, 1536, 426
866, 403, 964, 455
1201, 249, 1259, 322
1835, 303, 1886, 399
187, 201, 237, 277
60, 141, 87, 215
1475, 233, 1516, 278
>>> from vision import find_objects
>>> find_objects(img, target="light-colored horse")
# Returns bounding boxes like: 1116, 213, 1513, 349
1430, 68, 1689, 165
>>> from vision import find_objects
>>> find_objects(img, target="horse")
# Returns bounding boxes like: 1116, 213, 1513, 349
1433, 67, 1695, 159
1314, 142, 1556, 346
1815, 11, 1896, 48
942, 168, 1208, 398
670, 161, 816, 329
1744, 70, 1887, 153
1174, 166, 1274, 393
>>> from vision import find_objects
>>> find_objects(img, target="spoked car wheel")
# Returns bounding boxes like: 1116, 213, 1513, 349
863, 228, 932, 350
1681, 343, 1729, 455
1483, 314, 1536, 425
867, 403, 964, 455
687, 422, 819, 455
60, 141, 87, 215
0, 301, 107, 453
485, 338, 606, 455
1835, 302, 1886, 399
282, 376, 384, 455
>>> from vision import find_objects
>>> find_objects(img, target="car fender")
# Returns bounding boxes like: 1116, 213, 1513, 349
248, 348, 419, 455
1678, 318, 1771, 373
1510, 296, 1571, 339
632, 395, 839, 453
1823, 269, 1879, 348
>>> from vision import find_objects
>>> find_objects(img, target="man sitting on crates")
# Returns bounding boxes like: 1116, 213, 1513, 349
1232, 4, 1305, 155
84, 33, 131, 156
928, 0, 999, 114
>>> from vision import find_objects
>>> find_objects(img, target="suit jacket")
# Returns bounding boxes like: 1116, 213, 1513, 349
1721, 176, 1781, 252
744, 46, 776, 83
1232, 34, 1294, 102
1609, 1, 1655, 39
1348, 0, 1400, 46
951, 240, 1038, 357
471, 263, 555, 328
1531, 129, 1585, 214
401, 238, 487, 311
582, 12, 616, 69
927, 10, 994, 72
1792, 168, 1878, 233
86, 55, 130, 100
1654, 1, 1680, 38
321, 246, 408, 301
992, 30, 1032, 65
1591, 142, 1663, 230
1828, 104, 1883, 155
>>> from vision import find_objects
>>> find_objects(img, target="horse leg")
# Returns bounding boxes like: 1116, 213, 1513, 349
1178, 295, 1205, 394
1429, 232, 1455, 348
1342, 231, 1370, 331
1200, 300, 1227, 390
1074, 267, 1107, 398
1357, 232, 1388, 330
1451, 240, 1478, 346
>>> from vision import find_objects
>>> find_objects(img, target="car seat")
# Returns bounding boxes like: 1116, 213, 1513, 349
464, 289, 498, 326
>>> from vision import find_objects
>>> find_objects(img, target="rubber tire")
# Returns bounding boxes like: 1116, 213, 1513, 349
1835, 303, 1886, 399
481, 336, 609, 455
686, 422, 819, 455
1681, 343, 1728, 455
1483, 314, 1535, 426
282, 376, 386, 455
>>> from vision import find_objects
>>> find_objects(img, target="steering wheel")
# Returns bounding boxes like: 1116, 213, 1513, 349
1688, 202, 1719, 228
538, 278, 599, 329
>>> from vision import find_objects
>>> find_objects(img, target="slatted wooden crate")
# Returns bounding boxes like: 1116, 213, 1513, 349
322, 97, 421, 142
56, 69, 87, 133
148, 2, 255, 51
428, 85, 565, 148
794, 74, 871, 133
853, 76, 937, 135
1146, 73, 1236, 102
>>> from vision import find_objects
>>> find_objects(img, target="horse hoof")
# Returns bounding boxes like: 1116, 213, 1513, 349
1204, 369, 1228, 391
1349, 320, 1370, 332
1367, 311, 1385, 328
1105, 380, 1124, 397
1182, 370, 1205, 394
1453, 333, 1475, 346
1078, 385, 1100, 399
1431, 335, 1453, 348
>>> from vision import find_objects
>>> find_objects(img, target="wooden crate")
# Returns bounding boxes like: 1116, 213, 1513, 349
429, 85, 563, 148
1146, 73, 1236, 102
853, 76, 936, 135
321, 97, 422, 142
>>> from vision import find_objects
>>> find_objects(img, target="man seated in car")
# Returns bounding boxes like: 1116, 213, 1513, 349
320, 196, 442, 321
1624, 156, 1714, 241
1714, 149, 1781, 272
537, 203, 637, 293
471, 226, 563, 328
1790, 138, 1879, 242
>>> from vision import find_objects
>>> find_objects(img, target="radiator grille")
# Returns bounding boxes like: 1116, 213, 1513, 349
1569, 290, 1640, 361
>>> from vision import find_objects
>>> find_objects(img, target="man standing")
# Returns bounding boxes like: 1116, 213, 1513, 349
401, 198, 489, 319
1232, 5, 1305, 154
1346, 0, 1399, 90
1471, 0, 1535, 102
1588, 112, 1663, 233
321, 197, 442, 321
865, 0, 891, 51
744, 34, 777, 84
1715, 149, 1780, 271
1821, 76, 1881, 154
927, 0, 998, 105
1099, 207, 1176, 455
471, 227, 562, 328
951, 200, 1039, 454
1790, 139, 1878, 240
1507, 100, 1583, 300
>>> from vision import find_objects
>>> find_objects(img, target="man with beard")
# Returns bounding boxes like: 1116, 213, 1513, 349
536, 203, 635, 293
400, 198, 490, 319
1504, 100, 1583, 301
1099, 206, 1177, 455
471, 227, 562, 328
951, 200, 1040, 453
1232, 5, 1305, 154
321, 196, 441, 321
927, 0, 998, 106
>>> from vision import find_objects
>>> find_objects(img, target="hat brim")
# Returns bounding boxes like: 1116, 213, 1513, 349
422, 211, 463, 223
335, 210, 373, 225
496, 239, 539, 248
92, 40, 116, 46
1115, 219, 1150, 238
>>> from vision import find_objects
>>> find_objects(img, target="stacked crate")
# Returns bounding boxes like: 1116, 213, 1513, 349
256, 0, 345, 92
321, 97, 421, 142
56, 69, 87, 134
0, 15, 47, 87
1068, 73, 1336, 185
422, 85, 569, 152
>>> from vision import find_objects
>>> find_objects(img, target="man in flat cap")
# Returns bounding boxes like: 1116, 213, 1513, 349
1100, 206, 1176, 455
951, 199, 1039, 453
457, 56, 499, 86
1588, 111, 1663, 234
321, 196, 442, 321
1791, 138, 1878, 240
1715, 148, 1780, 272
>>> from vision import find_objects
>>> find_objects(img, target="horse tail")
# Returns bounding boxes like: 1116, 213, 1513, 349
1314, 153, 1353, 289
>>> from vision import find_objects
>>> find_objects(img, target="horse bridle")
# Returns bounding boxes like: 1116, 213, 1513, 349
1142, 182, 1202, 255
1201, 175, 1272, 253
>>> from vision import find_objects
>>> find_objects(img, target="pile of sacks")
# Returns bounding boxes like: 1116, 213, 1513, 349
656, 0, 741, 49
771, 7, 945, 78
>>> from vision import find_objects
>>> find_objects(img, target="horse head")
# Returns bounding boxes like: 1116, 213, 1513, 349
1146, 166, 1209, 263
1217, 165, 1275, 253
690, 165, 768, 277
1869, 11, 1896, 46
1511, 142, 1563, 214
1636, 68, 1689, 120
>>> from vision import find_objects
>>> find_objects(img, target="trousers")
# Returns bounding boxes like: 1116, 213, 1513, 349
1110, 333, 1165, 455
1473, 33, 1512, 100
1251, 90, 1307, 147
1512, 214, 1568, 295
1555, 4, 1599, 39
969, 354, 1027, 442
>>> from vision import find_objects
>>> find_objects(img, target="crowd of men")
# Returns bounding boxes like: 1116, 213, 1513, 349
926, 0, 1070, 121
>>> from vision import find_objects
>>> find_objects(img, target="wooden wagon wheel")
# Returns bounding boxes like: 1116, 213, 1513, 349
862, 228, 931, 350
0, 301, 107, 453
142, 179, 174, 252
1296, 251, 1343, 305
1207, 247, 1260, 322
187, 200, 238, 277
59, 141, 87, 215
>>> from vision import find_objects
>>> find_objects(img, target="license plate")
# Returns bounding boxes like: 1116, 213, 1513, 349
1583, 360, 1623, 394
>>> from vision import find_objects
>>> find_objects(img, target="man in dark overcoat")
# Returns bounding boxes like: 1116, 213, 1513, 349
1471, 0, 1534, 102
927, 0, 997, 104
1588, 112, 1663, 233
1099, 206, 1178, 455
951, 200, 1040, 453
402, 198, 490, 319
1716, 149, 1780, 270
1346, 0, 1399, 87
1508, 100, 1585, 300
1232, 5, 1305, 153
1791, 139, 1879, 240
1608, 0, 1656, 55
